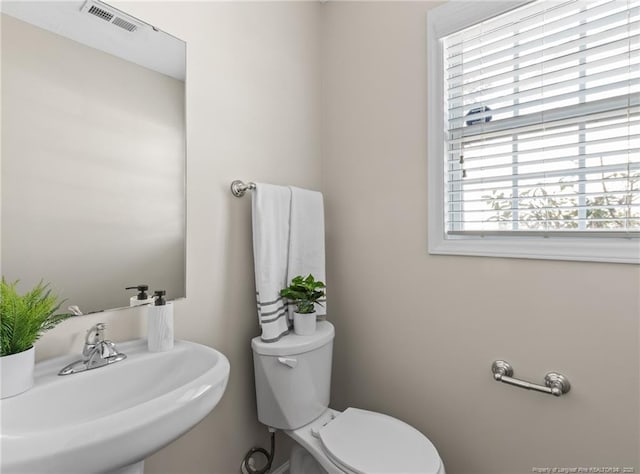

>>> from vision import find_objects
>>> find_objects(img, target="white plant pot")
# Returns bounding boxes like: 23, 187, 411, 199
0, 346, 35, 399
293, 312, 316, 336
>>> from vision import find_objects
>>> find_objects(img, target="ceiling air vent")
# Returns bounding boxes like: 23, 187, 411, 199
111, 17, 137, 32
87, 5, 113, 22
81, 0, 140, 33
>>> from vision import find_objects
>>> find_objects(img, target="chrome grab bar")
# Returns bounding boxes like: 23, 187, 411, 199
491, 360, 571, 397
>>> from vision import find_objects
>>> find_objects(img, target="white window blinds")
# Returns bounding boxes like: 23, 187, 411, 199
443, 0, 639, 236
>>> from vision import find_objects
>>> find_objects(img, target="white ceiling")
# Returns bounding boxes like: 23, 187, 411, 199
1, 0, 185, 81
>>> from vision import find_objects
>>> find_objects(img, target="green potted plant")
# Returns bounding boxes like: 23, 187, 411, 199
0, 279, 74, 398
280, 274, 325, 336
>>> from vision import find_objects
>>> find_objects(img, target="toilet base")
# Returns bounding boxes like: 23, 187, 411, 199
285, 409, 344, 474
290, 443, 328, 474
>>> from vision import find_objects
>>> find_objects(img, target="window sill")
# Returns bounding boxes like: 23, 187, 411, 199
428, 233, 640, 264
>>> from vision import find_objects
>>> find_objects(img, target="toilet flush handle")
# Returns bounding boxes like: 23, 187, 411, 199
277, 357, 297, 368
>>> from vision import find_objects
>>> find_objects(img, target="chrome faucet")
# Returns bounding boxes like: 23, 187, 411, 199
59, 323, 127, 376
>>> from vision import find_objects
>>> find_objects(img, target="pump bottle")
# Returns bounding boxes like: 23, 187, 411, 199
125, 285, 154, 307
147, 290, 174, 352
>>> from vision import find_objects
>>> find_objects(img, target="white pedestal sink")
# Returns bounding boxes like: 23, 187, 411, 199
0, 339, 230, 473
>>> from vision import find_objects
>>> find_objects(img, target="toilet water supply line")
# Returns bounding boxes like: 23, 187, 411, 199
241, 430, 275, 474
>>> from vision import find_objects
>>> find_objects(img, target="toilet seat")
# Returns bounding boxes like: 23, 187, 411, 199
318, 408, 442, 474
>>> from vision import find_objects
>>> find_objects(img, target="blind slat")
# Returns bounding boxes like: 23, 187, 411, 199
450, 177, 639, 193
449, 163, 640, 187
450, 217, 638, 224
448, 135, 640, 163
448, 230, 640, 237
450, 96, 640, 139
450, 175, 638, 195
449, 189, 640, 205
449, 112, 640, 147
450, 204, 640, 215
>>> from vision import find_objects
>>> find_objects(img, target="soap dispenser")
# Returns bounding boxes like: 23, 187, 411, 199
147, 290, 174, 352
126, 285, 153, 307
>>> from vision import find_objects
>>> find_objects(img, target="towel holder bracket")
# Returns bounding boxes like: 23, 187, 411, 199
231, 180, 256, 197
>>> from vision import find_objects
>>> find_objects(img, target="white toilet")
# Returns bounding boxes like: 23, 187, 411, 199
251, 321, 445, 474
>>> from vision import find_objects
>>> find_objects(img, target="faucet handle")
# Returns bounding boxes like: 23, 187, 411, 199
85, 323, 106, 345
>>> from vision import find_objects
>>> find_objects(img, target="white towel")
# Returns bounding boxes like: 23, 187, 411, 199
251, 183, 291, 342
287, 186, 327, 320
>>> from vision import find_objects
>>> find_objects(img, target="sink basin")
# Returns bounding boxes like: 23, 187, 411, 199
0, 339, 230, 473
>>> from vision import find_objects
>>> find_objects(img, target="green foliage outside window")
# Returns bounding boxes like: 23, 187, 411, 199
483, 171, 640, 231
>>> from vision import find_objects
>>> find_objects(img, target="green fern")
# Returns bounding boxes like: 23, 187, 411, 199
0, 279, 74, 356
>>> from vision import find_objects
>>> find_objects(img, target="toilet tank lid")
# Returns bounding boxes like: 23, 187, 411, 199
251, 321, 335, 356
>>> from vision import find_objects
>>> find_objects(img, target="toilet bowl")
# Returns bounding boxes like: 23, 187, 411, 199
287, 408, 445, 474
251, 322, 445, 474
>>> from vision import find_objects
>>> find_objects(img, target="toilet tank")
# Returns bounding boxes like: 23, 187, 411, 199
251, 321, 334, 430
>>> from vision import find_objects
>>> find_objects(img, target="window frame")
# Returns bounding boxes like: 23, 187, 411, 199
426, 0, 640, 264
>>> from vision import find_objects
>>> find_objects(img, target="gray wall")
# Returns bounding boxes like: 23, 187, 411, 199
321, 3, 639, 474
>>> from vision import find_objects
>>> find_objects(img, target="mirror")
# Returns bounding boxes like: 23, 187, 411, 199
1, 1, 186, 314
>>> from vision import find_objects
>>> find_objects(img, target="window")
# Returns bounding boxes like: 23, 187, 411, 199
427, 0, 639, 263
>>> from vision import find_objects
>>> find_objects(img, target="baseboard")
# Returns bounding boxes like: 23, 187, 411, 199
270, 460, 289, 474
